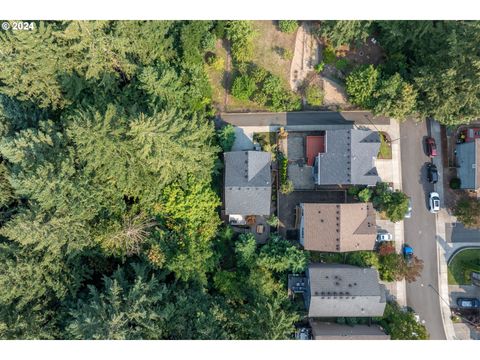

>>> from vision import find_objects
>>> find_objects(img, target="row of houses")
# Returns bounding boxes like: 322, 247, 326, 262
223, 128, 389, 339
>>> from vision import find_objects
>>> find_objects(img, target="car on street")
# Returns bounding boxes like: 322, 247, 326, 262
403, 244, 414, 264
456, 298, 480, 309
376, 232, 393, 242
405, 198, 412, 218
427, 163, 438, 184
425, 137, 437, 157
428, 192, 441, 213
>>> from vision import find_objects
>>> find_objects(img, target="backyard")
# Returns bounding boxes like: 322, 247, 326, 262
448, 249, 480, 285
206, 21, 297, 113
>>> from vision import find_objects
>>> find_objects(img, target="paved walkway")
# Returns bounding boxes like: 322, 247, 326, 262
431, 120, 457, 340
363, 118, 407, 307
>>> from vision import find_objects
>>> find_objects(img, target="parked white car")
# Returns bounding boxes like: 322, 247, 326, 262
376, 232, 393, 242
404, 198, 412, 219
428, 192, 441, 213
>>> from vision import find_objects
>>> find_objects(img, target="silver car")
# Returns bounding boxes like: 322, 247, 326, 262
376, 232, 394, 242
429, 192, 440, 213
405, 198, 412, 218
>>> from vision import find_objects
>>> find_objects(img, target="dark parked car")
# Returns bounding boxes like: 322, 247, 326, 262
456, 298, 480, 309
426, 137, 437, 157
427, 163, 439, 184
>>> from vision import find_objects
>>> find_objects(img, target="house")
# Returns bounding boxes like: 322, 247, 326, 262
299, 203, 376, 252
224, 151, 272, 224
456, 138, 480, 190
313, 129, 381, 186
305, 263, 387, 318
309, 320, 390, 340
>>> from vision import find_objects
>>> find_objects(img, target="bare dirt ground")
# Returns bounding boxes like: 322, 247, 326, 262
290, 22, 319, 91
337, 37, 385, 67
253, 20, 296, 87
321, 77, 348, 106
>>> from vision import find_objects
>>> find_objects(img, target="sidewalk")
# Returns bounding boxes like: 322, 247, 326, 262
366, 119, 407, 306
431, 120, 457, 340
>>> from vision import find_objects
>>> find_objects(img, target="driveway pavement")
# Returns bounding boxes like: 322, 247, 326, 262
446, 222, 480, 243
401, 119, 447, 339
220, 111, 390, 127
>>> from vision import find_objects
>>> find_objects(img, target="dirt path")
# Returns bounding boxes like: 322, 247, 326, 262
289, 22, 319, 91
223, 40, 232, 111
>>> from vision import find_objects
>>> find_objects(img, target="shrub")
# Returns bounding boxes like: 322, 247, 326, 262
347, 186, 360, 196
280, 180, 294, 195
450, 177, 461, 189
454, 197, 480, 228
210, 56, 225, 71
278, 20, 299, 34
279, 153, 288, 184
378, 242, 396, 256
305, 84, 324, 107
322, 45, 337, 65
314, 62, 325, 74
258, 234, 308, 273
372, 73, 417, 120
282, 49, 294, 60
346, 251, 379, 268
266, 214, 279, 227
345, 65, 379, 108
372, 182, 409, 223
379, 302, 429, 340
201, 31, 217, 52
226, 21, 256, 63
358, 187, 372, 202
335, 58, 349, 71
252, 67, 269, 83
217, 124, 236, 152
231, 75, 256, 100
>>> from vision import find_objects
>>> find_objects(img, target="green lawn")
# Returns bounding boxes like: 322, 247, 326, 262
448, 249, 480, 285
378, 132, 392, 159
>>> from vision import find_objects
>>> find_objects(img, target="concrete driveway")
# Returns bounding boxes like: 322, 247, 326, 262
446, 222, 480, 243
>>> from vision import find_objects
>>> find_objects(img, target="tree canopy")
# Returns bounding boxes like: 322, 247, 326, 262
0, 20, 304, 340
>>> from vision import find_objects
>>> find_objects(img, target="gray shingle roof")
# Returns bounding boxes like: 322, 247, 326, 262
224, 151, 272, 215
456, 139, 479, 190
315, 129, 380, 186
306, 263, 386, 318
309, 320, 390, 340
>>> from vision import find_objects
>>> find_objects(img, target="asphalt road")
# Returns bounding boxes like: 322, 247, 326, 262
220, 111, 390, 127
400, 119, 447, 340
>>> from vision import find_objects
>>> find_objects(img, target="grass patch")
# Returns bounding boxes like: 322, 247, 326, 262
378, 132, 392, 159
448, 249, 480, 285
251, 21, 296, 88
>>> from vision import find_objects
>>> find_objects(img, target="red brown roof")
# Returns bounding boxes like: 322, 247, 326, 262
306, 135, 325, 166
302, 203, 376, 252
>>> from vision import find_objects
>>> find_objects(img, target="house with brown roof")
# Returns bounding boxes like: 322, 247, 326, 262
299, 203, 376, 252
